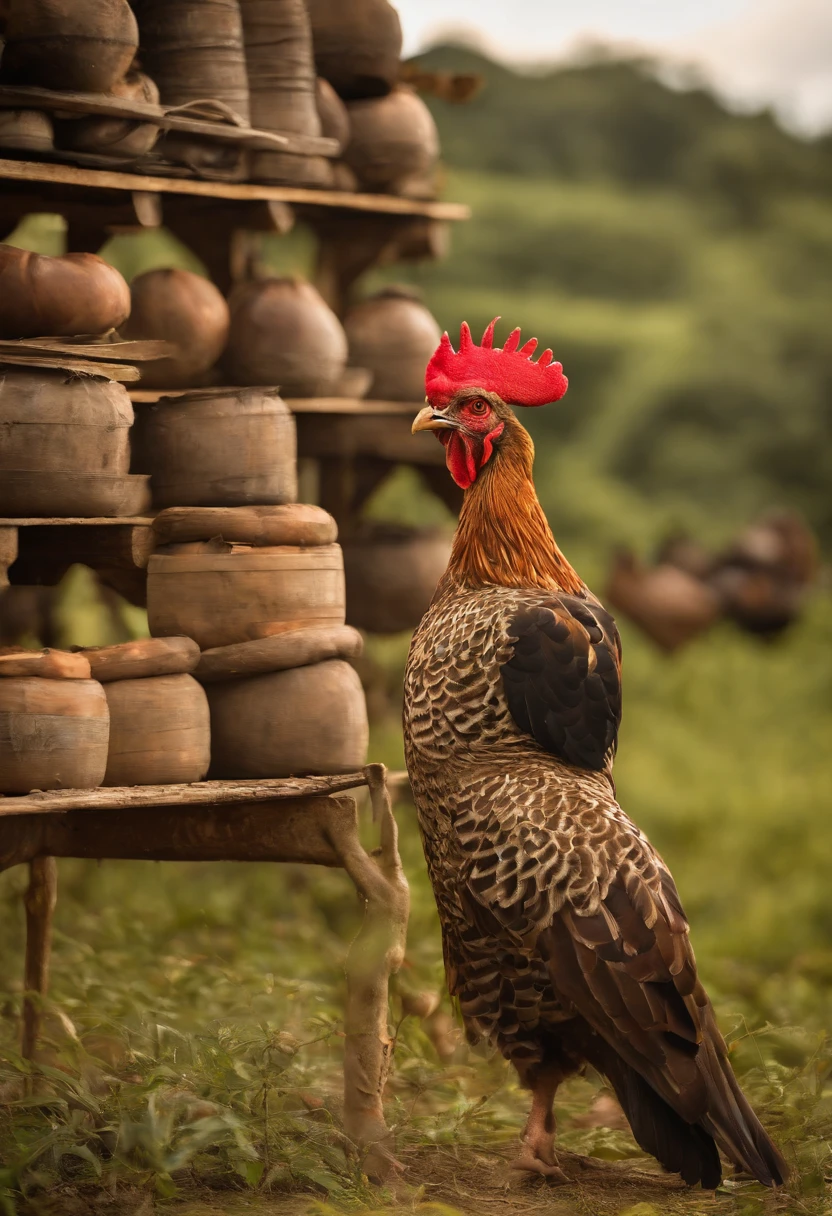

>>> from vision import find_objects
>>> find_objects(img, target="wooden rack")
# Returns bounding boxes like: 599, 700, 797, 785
0, 766, 409, 1178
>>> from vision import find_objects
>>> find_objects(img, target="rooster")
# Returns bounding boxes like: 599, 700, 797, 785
403, 319, 787, 1189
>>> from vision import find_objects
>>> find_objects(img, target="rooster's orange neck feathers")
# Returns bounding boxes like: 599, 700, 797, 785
445, 416, 584, 595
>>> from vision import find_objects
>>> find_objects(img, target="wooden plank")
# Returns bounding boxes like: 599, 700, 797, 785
0, 772, 370, 817
4, 517, 153, 526
130, 390, 419, 414
0, 337, 174, 362
0, 159, 471, 220
0, 352, 140, 380
0, 86, 338, 156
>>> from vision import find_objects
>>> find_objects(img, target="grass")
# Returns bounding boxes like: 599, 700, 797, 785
0, 590, 830, 1214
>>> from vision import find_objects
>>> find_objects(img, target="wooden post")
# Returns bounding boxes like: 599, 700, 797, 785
326, 765, 409, 1180
21, 856, 58, 1059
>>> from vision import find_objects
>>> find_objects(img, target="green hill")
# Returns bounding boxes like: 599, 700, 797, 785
372, 46, 832, 557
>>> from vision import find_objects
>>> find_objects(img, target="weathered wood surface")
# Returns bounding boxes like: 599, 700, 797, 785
0, 795, 356, 870
5, 517, 153, 526
0, 772, 372, 817
0, 159, 471, 219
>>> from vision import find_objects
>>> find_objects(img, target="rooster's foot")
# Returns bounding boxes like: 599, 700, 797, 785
511, 1134, 568, 1182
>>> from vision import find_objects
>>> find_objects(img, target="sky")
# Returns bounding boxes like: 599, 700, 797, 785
395, 0, 832, 134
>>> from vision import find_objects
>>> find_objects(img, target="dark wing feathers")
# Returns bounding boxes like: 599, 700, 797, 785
501, 596, 622, 770
540, 871, 788, 1187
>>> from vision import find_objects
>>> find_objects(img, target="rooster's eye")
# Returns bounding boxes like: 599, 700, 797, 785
468, 399, 488, 415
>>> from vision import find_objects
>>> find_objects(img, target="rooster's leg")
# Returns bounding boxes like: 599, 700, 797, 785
511, 1063, 567, 1182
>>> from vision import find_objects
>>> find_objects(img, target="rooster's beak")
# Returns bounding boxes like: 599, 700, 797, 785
412, 405, 456, 434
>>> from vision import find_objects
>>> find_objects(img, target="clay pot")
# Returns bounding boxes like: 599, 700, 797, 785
54, 71, 160, 159
206, 659, 368, 777
224, 278, 347, 396
0, 246, 130, 339
132, 388, 297, 509
315, 77, 349, 147
343, 524, 452, 633
0, 472, 150, 518
0, 109, 54, 153
119, 268, 229, 388
604, 551, 721, 653
0, 0, 138, 92
103, 673, 210, 786
0, 368, 147, 516
345, 87, 439, 195
147, 541, 346, 649
344, 288, 441, 401
133, 0, 250, 121
307, 0, 402, 100
240, 0, 330, 187
0, 676, 109, 794
152, 504, 337, 547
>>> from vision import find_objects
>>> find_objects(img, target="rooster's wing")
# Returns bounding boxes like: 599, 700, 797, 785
500, 594, 621, 770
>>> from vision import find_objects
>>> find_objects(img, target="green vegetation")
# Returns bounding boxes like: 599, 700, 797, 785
2, 46, 831, 1215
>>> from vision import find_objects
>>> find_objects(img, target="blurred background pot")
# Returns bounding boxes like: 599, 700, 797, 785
307, 0, 402, 100
345, 87, 439, 195
343, 523, 452, 634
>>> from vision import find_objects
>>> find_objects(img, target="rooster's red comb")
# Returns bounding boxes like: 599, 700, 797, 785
424, 317, 568, 408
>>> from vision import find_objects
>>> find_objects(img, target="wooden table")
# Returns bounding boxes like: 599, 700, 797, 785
0, 765, 409, 1177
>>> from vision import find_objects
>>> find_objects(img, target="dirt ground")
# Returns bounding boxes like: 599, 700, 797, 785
17, 1143, 795, 1216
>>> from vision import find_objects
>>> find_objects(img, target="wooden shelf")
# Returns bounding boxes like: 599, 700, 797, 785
0, 771, 372, 818
0, 158, 471, 221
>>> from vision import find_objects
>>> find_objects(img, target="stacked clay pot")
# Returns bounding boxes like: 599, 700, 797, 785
132, 0, 250, 121
131, 387, 297, 509
240, 0, 330, 187
0, 0, 158, 160
0, 366, 150, 517
82, 636, 210, 786
0, 649, 109, 794
148, 506, 368, 777
0, 0, 139, 93
223, 278, 347, 397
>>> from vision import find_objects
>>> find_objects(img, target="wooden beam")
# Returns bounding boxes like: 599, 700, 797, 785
0, 773, 371, 818
0, 159, 471, 221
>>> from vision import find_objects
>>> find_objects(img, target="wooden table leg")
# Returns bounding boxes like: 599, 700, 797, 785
325, 765, 409, 1181
22, 856, 58, 1059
